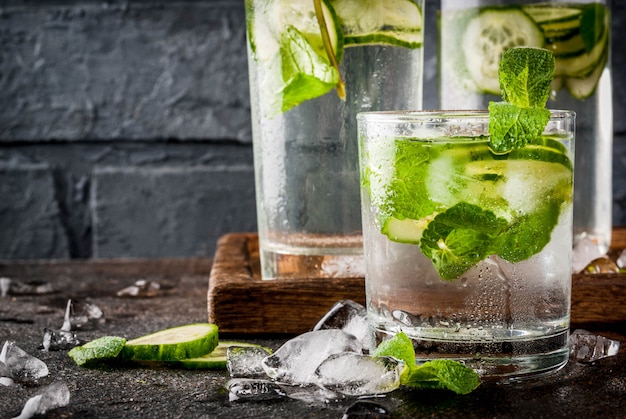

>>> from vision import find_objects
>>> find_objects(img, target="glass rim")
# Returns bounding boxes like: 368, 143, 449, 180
356, 109, 576, 123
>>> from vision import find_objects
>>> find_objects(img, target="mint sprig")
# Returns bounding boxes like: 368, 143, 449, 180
489, 47, 554, 154
372, 332, 481, 395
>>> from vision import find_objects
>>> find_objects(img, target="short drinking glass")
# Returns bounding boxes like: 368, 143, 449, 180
358, 110, 575, 380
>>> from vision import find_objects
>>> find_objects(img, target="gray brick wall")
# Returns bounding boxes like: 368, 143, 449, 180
0, 0, 625, 260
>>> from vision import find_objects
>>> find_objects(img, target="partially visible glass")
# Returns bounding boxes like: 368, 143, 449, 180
439, 0, 612, 252
358, 110, 575, 380
245, 0, 425, 279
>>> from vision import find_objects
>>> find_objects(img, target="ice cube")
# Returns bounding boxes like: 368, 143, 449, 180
569, 329, 620, 363
66, 299, 105, 330
572, 238, 605, 274
42, 328, 82, 352
262, 330, 363, 385
284, 385, 341, 404
226, 378, 285, 402
315, 353, 402, 396
227, 346, 272, 378
0, 360, 14, 386
116, 279, 160, 298
0, 341, 49, 383
13, 381, 70, 419
313, 300, 374, 352
1, 277, 10, 297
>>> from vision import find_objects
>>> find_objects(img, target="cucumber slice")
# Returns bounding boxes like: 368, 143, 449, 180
382, 216, 430, 244
565, 50, 608, 99
330, 0, 423, 48
521, 5, 581, 25
554, 9, 608, 78
120, 323, 219, 362
461, 8, 544, 94
169, 341, 266, 370
68, 336, 127, 367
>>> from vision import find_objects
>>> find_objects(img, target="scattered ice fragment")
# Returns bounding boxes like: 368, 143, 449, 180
315, 353, 402, 397
227, 346, 273, 378
67, 299, 105, 330
1, 277, 10, 297
116, 279, 160, 297
343, 400, 391, 419
42, 328, 82, 352
0, 341, 49, 383
569, 329, 620, 363
616, 249, 626, 269
313, 300, 375, 352
572, 238, 605, 273
583, 257, 620, 274
226, 378, 285, 402
262, 330, 363, 385
0, 278, 55, 296
12, 381, 70, 419
1, 360, 15, 386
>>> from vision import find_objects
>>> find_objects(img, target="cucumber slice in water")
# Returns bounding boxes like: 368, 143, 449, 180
461, 8, 544, 94
121, 323, 219, 362
330, 0, 423, 48
565, 50, 608, 99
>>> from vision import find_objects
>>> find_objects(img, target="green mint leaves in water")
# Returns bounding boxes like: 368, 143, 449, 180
375, 47, 572, 281
373, 332, 481, 395
488, 47, 553, 154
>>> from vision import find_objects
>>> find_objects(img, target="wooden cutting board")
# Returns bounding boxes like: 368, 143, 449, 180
208, 228, 626, 334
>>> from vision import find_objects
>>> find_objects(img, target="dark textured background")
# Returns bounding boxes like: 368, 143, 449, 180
1, 0, 624, 259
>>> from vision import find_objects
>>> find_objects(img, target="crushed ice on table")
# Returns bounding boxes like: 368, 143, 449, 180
227, 346, 273, 378
41, 300, 85, 351
0, 277, 55, 296
116, 279, 161, 297
313, 300, 374, 351
262, 330, 363, 385
572, 237, 605, 274
13, 381, 70, 419
569, 329, 620, 363
1, 360, 14, 386
315, 353, 402, 397
0, 341, 49, 383
226, 378, 286, 402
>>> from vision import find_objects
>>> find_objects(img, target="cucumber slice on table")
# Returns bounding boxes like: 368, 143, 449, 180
121, 323, 219, 362
330, 0, 423, 48
170, 341, 266, 370
461, 8, 544, 95
68, 336, 127, 367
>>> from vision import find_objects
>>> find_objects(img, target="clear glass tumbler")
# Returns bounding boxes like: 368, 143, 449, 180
358, 110, 575, 380
245, 0, 425, 279
439, 0, 612, 252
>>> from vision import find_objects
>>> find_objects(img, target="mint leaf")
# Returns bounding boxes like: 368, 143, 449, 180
419, 203, 508, 280
498, 47, 554, 108
372, 332, 416, 370
404, 360, 481, 395
488, 102, 551, 154
580, 4, 606, 53
68, 336, 126, 367
279, 25, 339, 113
497, 198, 562, 262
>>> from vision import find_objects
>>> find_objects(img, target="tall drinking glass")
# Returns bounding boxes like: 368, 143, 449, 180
358, 110, 575, 380
439, 0, 612, 252
245, 0, 425, 279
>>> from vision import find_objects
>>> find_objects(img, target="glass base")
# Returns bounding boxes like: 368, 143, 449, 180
259, 234, 364, 280
376, 328, 570, 382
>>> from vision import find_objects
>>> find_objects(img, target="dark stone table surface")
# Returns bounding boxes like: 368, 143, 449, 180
1, 259, 624, 418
